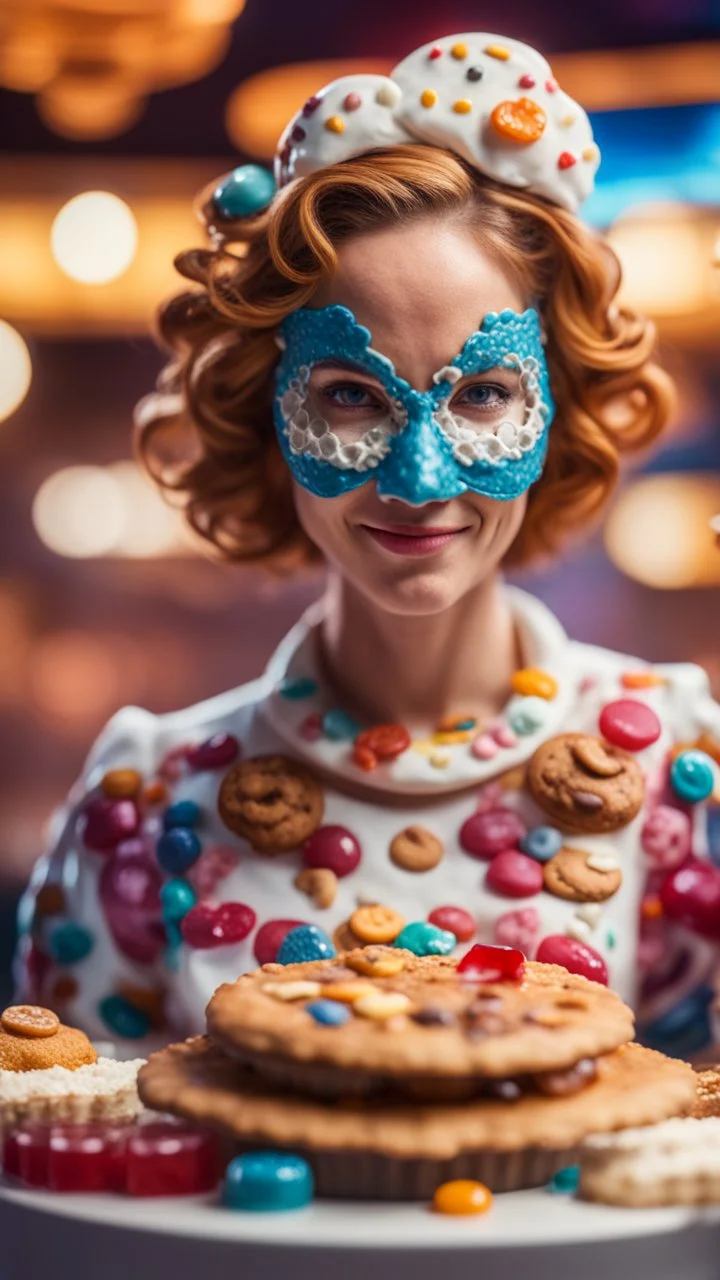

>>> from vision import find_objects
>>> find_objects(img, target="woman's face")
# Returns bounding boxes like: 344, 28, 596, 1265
291, 218, 530, 616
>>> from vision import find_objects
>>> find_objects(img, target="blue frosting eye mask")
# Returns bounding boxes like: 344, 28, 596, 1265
273, 304, 554, 505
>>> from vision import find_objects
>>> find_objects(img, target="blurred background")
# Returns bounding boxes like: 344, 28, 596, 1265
0, 0, 719, 999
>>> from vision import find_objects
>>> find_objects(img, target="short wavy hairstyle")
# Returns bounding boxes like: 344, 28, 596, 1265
135, 145, 674, 570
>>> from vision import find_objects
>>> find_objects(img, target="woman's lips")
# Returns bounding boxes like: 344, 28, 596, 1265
361, 523, 470, 556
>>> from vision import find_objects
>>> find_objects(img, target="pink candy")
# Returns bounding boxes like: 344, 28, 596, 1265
494, 907, 541, 956
536, 935, 609, 985
486, 850, 543, 899
460, 808, 527, 861
80, 797, 139, 853
181, 902, 256, 949
189, 845, 241, 899
302, 825, 362, 877
99, 853, 164, 965
428, 905, 476, 942
186, 733, 240, 772
599, 699, 661, 752
660, 858, 720, 941
641, 805, 691, 870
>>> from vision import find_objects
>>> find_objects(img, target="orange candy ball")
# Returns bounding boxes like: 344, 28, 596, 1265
433, 1179, 493, 1216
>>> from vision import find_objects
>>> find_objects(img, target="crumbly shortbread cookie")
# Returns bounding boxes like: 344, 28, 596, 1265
207, 951, 634, 1089
217, 754, 324, 853
139, 1040, 695, 1197
0, 1058, 145, 1133
580, 1116, 720, 1207
692, 1067, 720, 1118
527, 733, 644, 834
543, 846, 622, 903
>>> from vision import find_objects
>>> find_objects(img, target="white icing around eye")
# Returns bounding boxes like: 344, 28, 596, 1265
432, 354, 548, 466
279, 372, 404, 472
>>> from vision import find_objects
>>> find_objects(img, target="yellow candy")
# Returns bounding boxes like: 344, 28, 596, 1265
429, 750, 451, 769
420, 89, 437, 108
510, 667, 558, 700
433, 1179, 493, 1216
354, 992, 412, 1021
349, 905, 405, 944
319, 982, 377, 1004
559, 113, 576, 127
582, 144, 599, 162
100, 768, 142, 799
261, 981, 322, 1002
484, 44, 510, 60
325, 115, 346, 133
346, 949, 406, 978
432, 730, 472, 745
450, 42, 468, 59
452, 99, 472, 114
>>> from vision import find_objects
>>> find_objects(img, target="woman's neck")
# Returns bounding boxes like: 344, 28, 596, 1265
316, 571, 522, 730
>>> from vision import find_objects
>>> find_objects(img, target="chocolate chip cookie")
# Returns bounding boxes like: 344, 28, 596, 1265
543, 846, 623, 903
527, 734, 644, 834
389, 825, 444, 872
218, 754, 324, 854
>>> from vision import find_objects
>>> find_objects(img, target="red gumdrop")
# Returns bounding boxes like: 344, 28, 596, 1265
125, 1121, 222, 1197
536, 935, 609, 985
80, 796, 139, 852
47, 1124, 128, 1193
186, 733, 240, 771
99, 853, 165, 964
181, 902, 256, 949
459, 808, 527, 861
599, 699, 662, 752
457, 943, 525, 982
660, 858, 720, 941
486, 850, 543, 898
302, 825, 362, 877
253, 919, 305, 966
428, 906, 476, 942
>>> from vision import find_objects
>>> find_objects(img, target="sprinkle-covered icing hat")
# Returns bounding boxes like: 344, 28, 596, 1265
275, 34, 599, 213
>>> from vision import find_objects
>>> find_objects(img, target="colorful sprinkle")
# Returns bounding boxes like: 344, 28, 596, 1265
299, 712, 323, 741
302, 95, 322, 117
223, 1152, 314, 1212
180, 901, 256, 948
393, 921, 455, 957
375, 82, 401, 107
279, 675, 318, 700
557, 151, 577, 170
670, 750, 715, 804
47, 922, 94, 965
324, 115, 346, 134
322, 708, 361, 740
519, 825, 563, 863
80, 796, 139, 852
518, 73, 536, 89
303, 825, 362, 877
428, 46, 443, 60
355, 723, 410, 760
421, 89, 438, 108
98, 994, 150, 1040
491, 97, 546, 144
471, 733, 499, 760
156, 827, 202, 875
546, 78, 558, 92
428, 905, 476, 942
354, 991, 412, 1021
290, 125, 306, 143
598, 699, 661, 752
352, 743, 378, 771
460, 807, 527, 860
305, 998, 351, 1027
433, 1179, 493, 1216
511, 668, 558, 700
559, 113, 576, 127
100, 769, 142, 799
162, 799, 201, 830
349, 904, 405, 944
262, 981, 322, 1002
536, 935, 608, 985
485, 44, 511, 60
343, 92, 362, 112
466, 66, 484, 82
276, 924, 336, 966
582, 145, 599, 162
621, 670, 665, 689
429, 750, 451, 768
160, 879, 197, 922
451, 42, 469, 59
186, 733, 239, 771
486, 850, 543, 899
548, 1165, 580, 1194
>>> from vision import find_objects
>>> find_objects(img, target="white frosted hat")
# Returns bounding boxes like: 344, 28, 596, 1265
275, 33, 600, 213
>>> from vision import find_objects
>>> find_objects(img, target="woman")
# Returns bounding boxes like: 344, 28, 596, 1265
18, 33, 720, 1055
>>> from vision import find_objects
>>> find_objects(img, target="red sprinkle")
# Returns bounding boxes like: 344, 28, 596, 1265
302, 95, 323, 116
557, 151, 576, 170
536, 935, 608, 985
353, 743, 378, 771
518, 74, 536, 88
457, 943, 525, 983
300, 712, 323, 741
598, 699, 662, 752
546, 77, 558, 92
428, 906, 476, 942
303, 825, 362, 877
660, 859, 720, 941
343, 92, 362, 111
180, 902, 256, 949
428, 46, 443, 59
253, 919, 305, 967
186, 733, 240, 771
486, 850, 544, 899
355, 724, 411, 761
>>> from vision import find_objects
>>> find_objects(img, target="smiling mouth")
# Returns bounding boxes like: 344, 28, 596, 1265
360, 523, 471, 556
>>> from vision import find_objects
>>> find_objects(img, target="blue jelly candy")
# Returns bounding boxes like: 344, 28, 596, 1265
279, 675, 318, 700
160, 878, 197, 923
223, 1152, 314, 1212
393, 921, 455, 957
305, 999, 351, 1027
519, 826, 563, 863
321, 708, 362, 741
548, 1165, 580, 1194
212, 165, 276, 220
276, 924, 336, 966
670, 750, 715, 804
156, 827, 202, 874
162, 800, 201, 830
48, 921, 94, 965
99, 994, 150, 1040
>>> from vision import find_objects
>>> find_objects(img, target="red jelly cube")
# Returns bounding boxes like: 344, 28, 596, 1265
47, 1124, 128, 1193
14, 1124, 52, 1188
3, 1130, 22, 1180
125, 1121, 221, 1197
457, 943, 526, 983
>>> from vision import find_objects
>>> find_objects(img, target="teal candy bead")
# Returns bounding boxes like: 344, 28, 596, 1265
508, 695, 547, 736
213, 165, 276, 220
671, 750, 715, 804
548, 1165, 580, 1194
223, 1152, 314, 1212
160, 879, 197, 923
99, 995, 150, 1040
162, 800, 201, 830
279, 675, 319, 700
322, 708, 362, 741
393, 921, 455, 957
48, 921, 94, 965
276, 924, 335, 965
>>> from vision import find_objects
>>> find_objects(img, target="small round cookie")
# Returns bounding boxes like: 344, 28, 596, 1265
389, 825, 444, 873
0, 1006, 97, 1073
527, 733, 644, 834
218, 754, 324, 854
543, 846, 622, 903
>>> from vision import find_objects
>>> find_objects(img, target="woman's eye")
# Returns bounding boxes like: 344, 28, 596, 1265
322, 383, 381, 410
455, 383, 512, 410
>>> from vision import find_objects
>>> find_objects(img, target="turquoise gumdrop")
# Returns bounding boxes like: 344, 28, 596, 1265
162, 800, 201, 830
548, 1165, 580, 1194
279, 675, 319, 700
160, 879, 197, 923
321, 708, 362, 741
276, 924, 335, 965
223, 1151, 314, 1212
393, 921, 455, 957
48, 921, 94, 965
213, 165, 276, 220
98, 994, 150, 1040
670, 750, 715, 804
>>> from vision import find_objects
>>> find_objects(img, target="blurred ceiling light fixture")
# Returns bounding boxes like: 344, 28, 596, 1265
51, 192, 137, 285
32, 461, 190, 559
604, 473, 720, 589
607, 203, 720, 317
0, 0, 246, 140
0, 319, 31, 422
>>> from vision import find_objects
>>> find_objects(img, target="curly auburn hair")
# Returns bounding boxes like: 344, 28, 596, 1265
135, 145, 674, 571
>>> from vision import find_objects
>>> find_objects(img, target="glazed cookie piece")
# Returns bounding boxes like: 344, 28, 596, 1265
218, 754, 324, 853
580, 1116, 720, 1207
527, 733, 645, 834
139, 1039, 695, 1198
206, 950, 634, 1092
543, 846, 622, 904
0, 1006, 97, 1073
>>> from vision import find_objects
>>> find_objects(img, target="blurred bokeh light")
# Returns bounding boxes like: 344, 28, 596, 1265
50, 192, 138, 285
0, 320, 31, 422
